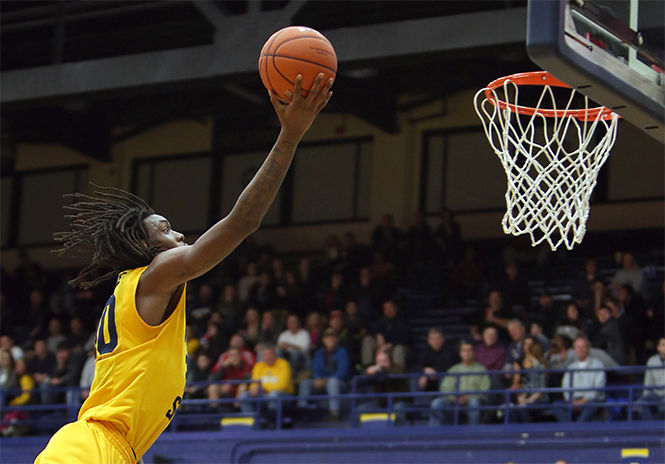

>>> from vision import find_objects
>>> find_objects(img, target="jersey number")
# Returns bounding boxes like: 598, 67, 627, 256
96, 295, 118, 355
165, 396, 182, 420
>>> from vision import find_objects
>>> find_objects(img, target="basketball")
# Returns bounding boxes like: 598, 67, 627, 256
258, 26, 337, 102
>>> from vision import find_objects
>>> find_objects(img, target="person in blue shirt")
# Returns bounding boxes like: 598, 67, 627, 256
298, 328, 350, 419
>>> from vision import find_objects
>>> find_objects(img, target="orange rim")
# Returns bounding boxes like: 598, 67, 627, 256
484, 71, 617, 121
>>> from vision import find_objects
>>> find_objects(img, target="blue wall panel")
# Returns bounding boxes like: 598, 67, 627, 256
3, 423, 663, 463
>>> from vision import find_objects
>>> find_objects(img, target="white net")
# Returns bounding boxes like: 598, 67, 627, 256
474, 76, 619, 251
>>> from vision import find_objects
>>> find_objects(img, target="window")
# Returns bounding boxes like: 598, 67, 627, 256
220, 151, 281, 226
133, 154, 212, 233
291, 138, 372, 223
421, 129, 506, 213
17, 167, 88, 245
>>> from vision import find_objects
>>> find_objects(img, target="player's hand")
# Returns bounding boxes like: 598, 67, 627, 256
269, 73, 333, 140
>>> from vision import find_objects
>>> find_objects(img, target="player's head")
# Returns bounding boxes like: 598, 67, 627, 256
54, 184, 185, 288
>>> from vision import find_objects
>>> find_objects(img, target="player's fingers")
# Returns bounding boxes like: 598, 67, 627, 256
293, 75, 303, 101
268, 90, 281, 110
306, 73, 324, 104
316, 78, 334, 105
315, 91, 333, 113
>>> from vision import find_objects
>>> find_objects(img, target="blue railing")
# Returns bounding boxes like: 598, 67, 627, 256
1, 365, 662, 433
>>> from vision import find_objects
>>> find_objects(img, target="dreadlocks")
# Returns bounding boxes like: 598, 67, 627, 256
53, 184, 159, 289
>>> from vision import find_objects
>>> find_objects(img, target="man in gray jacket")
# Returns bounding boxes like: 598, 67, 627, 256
553, 337, 606, 422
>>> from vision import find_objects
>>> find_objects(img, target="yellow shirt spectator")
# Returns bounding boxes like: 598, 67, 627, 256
251, 356, 293, 394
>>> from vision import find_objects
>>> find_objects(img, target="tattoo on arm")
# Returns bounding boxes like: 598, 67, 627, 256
234, 139, 297, 225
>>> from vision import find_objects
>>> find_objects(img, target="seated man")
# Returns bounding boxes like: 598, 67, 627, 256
430, 341, 490, 426
276, 314, 311, 375
298, 329, 350, 419
553, 337, 606, 422
416, 327, 458, 392
637, 337, 665, 420
238, 345, 293, 413
361, 300, 409, 372
208, 347, 253, 408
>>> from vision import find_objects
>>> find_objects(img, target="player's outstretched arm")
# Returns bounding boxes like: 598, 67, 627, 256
139, 74, 333, 305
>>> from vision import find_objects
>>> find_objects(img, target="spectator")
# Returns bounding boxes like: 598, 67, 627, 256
239, 307, 261, 350
328, 310, 352, 354
321, 272, 348, 313
637, 337, 665, 420
189, 283, 216, 332
469, 290, 513, 343
343, 301, 367, 366
184, 352, 213, 401
45, 318, 66, 354
362, 300, 409, 372
321, 234, 343, 274
79, 349, 95, 402
589, 306, 628, 365
357, 350, 409, 418
530, 292, 559, 338
297, 258, 317, 310
215, 334, 256, 371
555, 303, 589, 341
298, 329, 350, 419
475, 327, 507, 372
371, 213, 402, 260
9, 358, 34, 406
186, 325, 200, 356
237, 262, 260, 303
591, 280, 608, 313
277, 314, 311, 375
553, 337, 606, 422
500, 264, 530, 316
0, 349, 18, 392
305, 312, 325, 351
199, 321, 228, 361
370, 250, 396, 288
405, 210, 433, 269
249, 272, 276, 311
208, 347, 253, 407
505, 320, 527, 366
430, 341, 490, 426
28, 339, 56, 393
279, 271, 306, 317
239, 345, 293, 413
643, 283, 665, 358
351, 267, 383, 322
339, 231, 370, 282
451, 246, 486, 301
433, 209, 462, 264
42, 343, 78, 404
573, 259, 600, 312
217, 284, 243, 332
258, 310, 280, 348
27, 289, 50, 340
612, 253, 645, 296
528, 321, 550, 352
68, 317, 89, 351
417, 327, 459, 392
509, 337, 548, 423
617, 284, 647, 362
0, 335, 24, 362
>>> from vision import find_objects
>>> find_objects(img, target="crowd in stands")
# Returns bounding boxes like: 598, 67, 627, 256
1, 211, 664, 434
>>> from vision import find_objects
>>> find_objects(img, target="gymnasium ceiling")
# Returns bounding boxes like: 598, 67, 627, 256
1, 0, 534, 161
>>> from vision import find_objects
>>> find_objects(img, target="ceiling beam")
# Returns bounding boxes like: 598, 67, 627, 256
1, 8, 526, 105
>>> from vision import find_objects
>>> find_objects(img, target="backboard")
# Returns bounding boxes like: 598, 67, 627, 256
526, 0, 664, 143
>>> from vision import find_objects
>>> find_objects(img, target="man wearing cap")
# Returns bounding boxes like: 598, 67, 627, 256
298, 328, 350, 419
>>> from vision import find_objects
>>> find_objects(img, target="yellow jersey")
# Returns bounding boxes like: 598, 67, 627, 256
251, 358, 294, 394
78, 266, 187, 459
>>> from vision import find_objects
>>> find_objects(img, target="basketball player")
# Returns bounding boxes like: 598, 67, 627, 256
34, 74, 333, 464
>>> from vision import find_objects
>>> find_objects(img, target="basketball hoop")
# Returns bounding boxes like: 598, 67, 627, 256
474, 71, 620, 251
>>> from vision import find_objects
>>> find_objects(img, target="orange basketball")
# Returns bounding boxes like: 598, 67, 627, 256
258, 26, 337, 102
